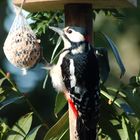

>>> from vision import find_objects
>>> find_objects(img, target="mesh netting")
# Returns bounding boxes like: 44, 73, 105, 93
3, 4, 41, 74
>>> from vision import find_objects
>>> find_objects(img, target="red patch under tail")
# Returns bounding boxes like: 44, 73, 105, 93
68, 98, 78, 118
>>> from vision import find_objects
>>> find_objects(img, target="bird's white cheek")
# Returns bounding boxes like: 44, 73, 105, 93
50, 65, 66, 92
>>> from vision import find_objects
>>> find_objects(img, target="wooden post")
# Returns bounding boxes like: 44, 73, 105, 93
64, 4, 93, 140
64, 4, 93, 43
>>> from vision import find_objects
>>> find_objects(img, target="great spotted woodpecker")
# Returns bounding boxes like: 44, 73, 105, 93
48, 26, 100, 139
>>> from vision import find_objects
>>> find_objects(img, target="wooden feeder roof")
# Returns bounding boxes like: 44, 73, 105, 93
13, 0, 137, 12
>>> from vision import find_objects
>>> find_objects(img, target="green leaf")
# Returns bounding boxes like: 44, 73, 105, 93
99, 116, 121, 140
43, 36, 62, 89
0, 87, 4, 94
122, 88, 140, 117
107, 87, 126, 98
101, 89, 135, 116
0, 96, 24, 110
50, 36, 62, 63
0, 69, 18, 92
101, 90, 114, 103
58, 129, 69, 140
119, 117, 129, 140
125, 118, 137, 140
54, 93, 67, 117
0, 95, 6, 102
0, 77, 6, 86
95, 47, 110, 83
6, 112, 33, 140
128, 115, 140, 131
129, 76, 140, 87
103, 33, 126, 78
25, 125, 42, 140
3, 130, 23, 140
43, 73, 49, 89
44, 111, 69, 140
0, 120, 9, 134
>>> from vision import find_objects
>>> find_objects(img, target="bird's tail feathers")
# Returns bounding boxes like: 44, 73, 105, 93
77, 116, 98, 140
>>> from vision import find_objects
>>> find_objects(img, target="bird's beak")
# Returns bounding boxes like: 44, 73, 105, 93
49, 26, 63, 36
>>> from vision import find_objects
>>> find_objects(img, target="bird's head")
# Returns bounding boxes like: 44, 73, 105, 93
49, 26, 89, 50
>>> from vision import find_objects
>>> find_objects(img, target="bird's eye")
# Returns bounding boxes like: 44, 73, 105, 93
67, 29, 72, 34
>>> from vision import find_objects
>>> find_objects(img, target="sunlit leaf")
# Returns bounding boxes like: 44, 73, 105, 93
135, 131, 138, 140
58, 128, 69, 140
54, 93, 67, 117
120, 117, 129, 140
124, 117, 137, 140
107, 87, 126, 98
6, 112, 33, 140
44, 111, 69, 140
25, 125, 42, 140
43, 73, 49, 89
3, 130, 23, 140
0, 119, 9, 134
101, 90, 114, 103
0, 88, 4, 94
51, 36, 62, 63
101, 89, 135, 115
43, 37, 62, 89
0, 95, 6, 102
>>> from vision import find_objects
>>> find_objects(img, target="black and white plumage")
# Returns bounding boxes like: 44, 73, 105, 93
49, 26, 100, 140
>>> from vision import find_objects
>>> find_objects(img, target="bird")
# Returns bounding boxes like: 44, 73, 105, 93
48, 26, 100, 140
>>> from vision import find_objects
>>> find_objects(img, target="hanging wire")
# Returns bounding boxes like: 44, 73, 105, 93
20, 0, 25, 9
14, 0, 26, 15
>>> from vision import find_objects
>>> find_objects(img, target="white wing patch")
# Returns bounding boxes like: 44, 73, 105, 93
69, 59, 76, 88
49, 51, 68, 92
50, 65, 66, 92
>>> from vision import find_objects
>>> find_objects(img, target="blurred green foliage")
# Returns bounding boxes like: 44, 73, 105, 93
0, 5, 140, 140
